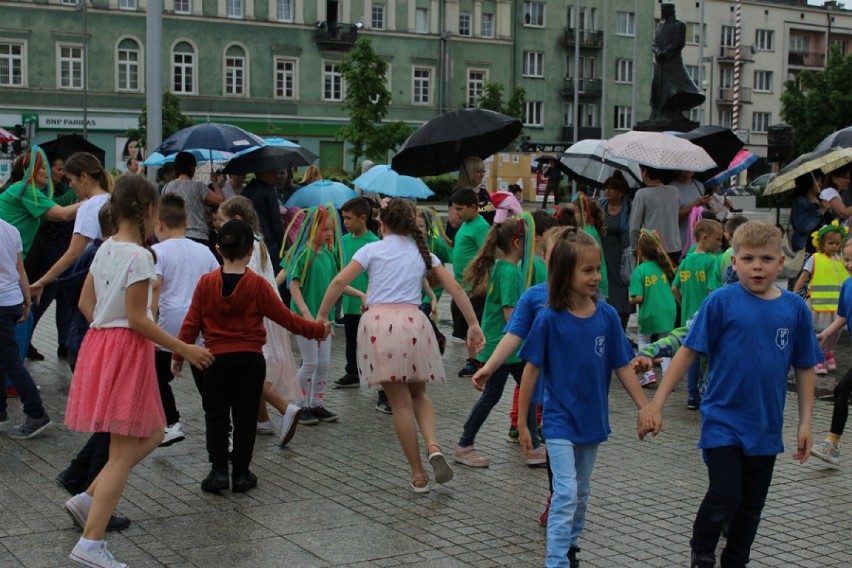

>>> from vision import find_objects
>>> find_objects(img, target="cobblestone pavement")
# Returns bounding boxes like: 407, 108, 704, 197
1, 302, 850, 568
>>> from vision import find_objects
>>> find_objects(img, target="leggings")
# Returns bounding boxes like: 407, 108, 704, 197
296, 335, 332, 408
830, 365, 852, 436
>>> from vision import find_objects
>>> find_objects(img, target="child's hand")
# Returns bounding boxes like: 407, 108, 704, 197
637, 404, 663, 440
360, 303, 369, 314
321, 321, 334, 340
816, 332, 828, 352
431, 303, 439, 321
518, 426, 534, 456
471, 366, 492, 391
171, 359, 183, 377
182, 344, 214, 370
632, 356, 653, 373
794, 423, 812, 464
466, 325, 486, 354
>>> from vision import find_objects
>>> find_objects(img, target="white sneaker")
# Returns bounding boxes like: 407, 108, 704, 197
64, 494, 90, 529
159, 422, 186, 447
279, 404, 300, 447
256, 420, 275, 435
69, 540, 127, 568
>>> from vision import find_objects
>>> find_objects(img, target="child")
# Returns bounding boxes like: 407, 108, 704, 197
415, 207, 451, 354
718, 215, 749, 286
517, 230, 651, 567
152, 194, 221, 447
172, 220, 330, 494
315, 198, 485, 493
571, 192, 609, 297
793, 220, 848, 375
639, 220, 820, 568
220, 197, 303, 447
63, 175, 214, 568
629, 230, 677, 386
450, 188, 491, 377
810, 238, 852, 465
454, 218, 545, 468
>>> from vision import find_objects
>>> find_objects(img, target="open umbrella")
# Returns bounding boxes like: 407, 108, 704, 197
39, 134, 107, 166
223, 144, 318, 175
391, 109, 522, 176
141, 149, 234, 166
763, 147, 852, 196
674, 126, 744, 182
814, 126, 852, 152
559, 139, 643, 188
285, 180, 358, 209
352, 165, 434, 199
0, 127, 18, 143
153, 122, 265, 157
702, 149, 760, 188
604, 131, 715, 172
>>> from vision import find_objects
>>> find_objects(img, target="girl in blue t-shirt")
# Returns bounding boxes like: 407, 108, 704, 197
517, 230, 652, 567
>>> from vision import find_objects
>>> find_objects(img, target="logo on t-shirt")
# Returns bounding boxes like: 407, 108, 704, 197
775, 328, 790, 350
594, 336, 605, 357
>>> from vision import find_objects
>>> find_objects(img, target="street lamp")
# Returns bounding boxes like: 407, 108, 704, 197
702, 56, 713, 125
77, 0, 91, 139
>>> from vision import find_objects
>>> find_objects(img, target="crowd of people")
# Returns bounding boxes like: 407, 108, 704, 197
0, 144, 848, 568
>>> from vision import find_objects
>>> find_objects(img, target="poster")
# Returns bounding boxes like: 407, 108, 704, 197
115, 136, 143, 172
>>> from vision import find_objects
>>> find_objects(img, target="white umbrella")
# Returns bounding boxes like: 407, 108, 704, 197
560, 139, 643, 188
604, 131, 716, 172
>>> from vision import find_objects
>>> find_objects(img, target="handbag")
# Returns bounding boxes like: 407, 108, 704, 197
620, 247, 636, 285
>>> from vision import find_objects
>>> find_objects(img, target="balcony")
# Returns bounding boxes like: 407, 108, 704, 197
315, 23, 359, 50
717, 87, 752, 104
562, 77, 602, 98
561, 126, 602, 143
718, 46, 753, 62
788, 51, 825, 67
561, 29, 604, 49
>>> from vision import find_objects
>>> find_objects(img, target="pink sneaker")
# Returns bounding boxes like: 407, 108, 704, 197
826, 353, 837, 371
815, 362, 828, 375
526, 446, 547, 466
539, 495, 551, 527
452, 445, 490, 467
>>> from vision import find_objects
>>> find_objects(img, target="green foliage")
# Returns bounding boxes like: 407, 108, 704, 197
476, 82, 526, 149
125, 92, 194, 149
780, 46, 852, 156
337, 38, 413, 170
422, 174, 459, 201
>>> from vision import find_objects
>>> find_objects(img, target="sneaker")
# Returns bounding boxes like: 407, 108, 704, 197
507, 426, 519, 443
539, 495, 551, 527
69, 540, 127, 568
256, 420, 275, 435
311, 406, 339, 423
201, 469, 229, 493
568, 546, 580, 568
6, 387, 18, 398
526, 446, 547, 467
427, 447, 454, 484
333, 374, 360, 388
375, 397, 393, 414
55, 468, 85, 496
826, 353, 837, 371
9, 412, 51, 440
26, 343, 45, 361
639, 371, 657, 387
690, 551, 716, 568
437, 334, 447, 355
64, 494, 90, 529
811, 439, 840, 465
231, 470, 258, 493
816, 362, 828, 375
687, 396, 701, 410
452, 445, 489, 467
278, 404, 300, 447
159, 422, 186, 447
106, 514, 131, 532
298, 408, 319, 426
458, 359, 481, 378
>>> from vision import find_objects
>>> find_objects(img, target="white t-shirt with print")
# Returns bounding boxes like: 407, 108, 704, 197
89, 238, 157, 329
73, 193, 111, 240
0, 219, 24, 307
352, 234, 441, 306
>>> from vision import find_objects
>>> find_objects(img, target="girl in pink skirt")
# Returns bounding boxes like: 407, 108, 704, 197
316, 198, 485, 493
64, 176, 214, 568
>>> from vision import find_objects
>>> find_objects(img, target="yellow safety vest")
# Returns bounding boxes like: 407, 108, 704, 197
810, 253, 847, 312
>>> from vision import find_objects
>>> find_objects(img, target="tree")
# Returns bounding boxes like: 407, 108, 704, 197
478, 83, 526, 122
780, 45, 852, 156
338, 38, 413, 170
125, 92, 194, 149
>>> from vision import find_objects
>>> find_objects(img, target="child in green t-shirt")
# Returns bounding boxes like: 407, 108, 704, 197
571, 193, 609, 297
718, 215, 749, 286
673, 219, 723, 325
629, 229, 678, 386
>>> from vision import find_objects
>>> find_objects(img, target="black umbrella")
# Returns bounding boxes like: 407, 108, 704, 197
391, 109, 522, 176
815, 126, 852, 152
38, 134, 106, 166
223, 145, 318, 175
675, 126, 743, 183
153, 122, 265, 156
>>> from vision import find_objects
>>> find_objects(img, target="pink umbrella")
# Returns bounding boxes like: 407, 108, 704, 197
0, 127, 19, 143
702, 149, 759, 187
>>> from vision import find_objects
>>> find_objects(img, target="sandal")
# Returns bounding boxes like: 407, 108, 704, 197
427, 444, 454, 484
409, 473, 430, 494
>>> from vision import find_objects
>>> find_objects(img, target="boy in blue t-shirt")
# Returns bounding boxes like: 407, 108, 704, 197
639, 221, 821, 568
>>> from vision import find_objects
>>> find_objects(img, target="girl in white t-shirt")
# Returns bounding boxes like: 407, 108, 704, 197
63, 176, 213, 568
316, 198, 485, 493
819, 167, 852, 225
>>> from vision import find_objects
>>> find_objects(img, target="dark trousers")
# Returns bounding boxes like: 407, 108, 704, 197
343, 314, 360, 376
31, 240, 71, 348
202, 352, 265, 473
0, 310, 45, 418
66, 433, 111, 489
542, 184, 562, 208
450, 294, 485, 340
418, 303, 446, 351
830, 365, 852, 435
154, 349, 204, 425
692, 446, 776, 568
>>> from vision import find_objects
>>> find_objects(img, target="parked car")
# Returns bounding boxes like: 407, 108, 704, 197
746, 173, 776, 195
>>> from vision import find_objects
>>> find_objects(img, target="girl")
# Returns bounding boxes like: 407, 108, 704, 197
629, 230, 678, 386
220, 196, 301, 447
516, 230, 651, 567
571, 192, 609, 297
793, 220, 848, 374
63, 176, 213, 568
454, 217, 545, 468
316, 198, 485, 493
416, 206, 453, 322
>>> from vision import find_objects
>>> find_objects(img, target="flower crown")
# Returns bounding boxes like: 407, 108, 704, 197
811, 219, 848, 249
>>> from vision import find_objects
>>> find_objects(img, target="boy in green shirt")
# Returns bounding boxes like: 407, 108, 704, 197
718, 215, 749, 286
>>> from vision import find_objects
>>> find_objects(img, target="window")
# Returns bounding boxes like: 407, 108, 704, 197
415, 8, 428, 33
719, 109, 733, 129
523, 1, 544, 28
60, 0, 78, 5
565, 102, 597, 127
686, 22, 704, 45
831, 39, 849, 56
614, 106, 632, 130
720, 67, 734, 90
412, 67, 431, 105
481, 13, 494, 38
174, 0, 191, 14
226, 0, 243, 18
752, 112, 771, 133
467, 69, 486, 107
224, 46, 246, 96
568, 6, 597, 31
274, 57, 298, 99
685, 64, 701, 85
118, 0, 136, 10
58, 44, 83, 89
791, 35, 809, 54
523, 52, 543, 78
0, 41, 24, 87
616, 12, 634, 36
172, 42, 195, 94
116, 38, 141, 92
459, 12, 471, 36
277, 0, 293, 21
567, 55, 595, 80
688, 108, 700, 123
323, 62, 343, 101
753, 70, 773, 93
721, 26, 736, 48
372, 4, 385, 29
524, 101, 543, 127
615, 59, 633, 83
755, 29, 773, 51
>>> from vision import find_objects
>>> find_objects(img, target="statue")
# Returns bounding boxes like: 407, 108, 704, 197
646, 3, 705, 127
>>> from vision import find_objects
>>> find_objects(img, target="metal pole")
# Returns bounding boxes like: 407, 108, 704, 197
572, 0, 580, 145
630, 0, 638, 129
601, 0, 608, 135
732, 0, 742, 131
146, 0, 163, 180
82, 0, 88, 139
698, 0, 705, 125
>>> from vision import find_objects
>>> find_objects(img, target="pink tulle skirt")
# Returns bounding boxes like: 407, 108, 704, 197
65, 327, 166, 437
263, 317, 302, 403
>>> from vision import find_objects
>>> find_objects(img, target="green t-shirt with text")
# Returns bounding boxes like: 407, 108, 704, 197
674, 251, 720, 325
0, 184, 59, 258
342, 231, 379, 315
629, 260, 677, 335
477, 260, 523, 364
289, 246, 339, 318
452, 215, 490, 287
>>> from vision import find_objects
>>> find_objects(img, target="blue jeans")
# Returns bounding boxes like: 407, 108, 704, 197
546, 439, 599, 567
687, 359, 701, 401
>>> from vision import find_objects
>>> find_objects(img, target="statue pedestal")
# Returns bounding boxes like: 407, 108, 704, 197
634, 118, 699, 133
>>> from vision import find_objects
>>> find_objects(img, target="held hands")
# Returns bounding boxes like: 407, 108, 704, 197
637, 404, 663, 440
631, 356, 654, 374
466, 324, 486, 355
182, 344, 215, 371
816, 331, 829, 352
321, 321, 334, 340
794, 423, 812, 464
29, 281, 44, 305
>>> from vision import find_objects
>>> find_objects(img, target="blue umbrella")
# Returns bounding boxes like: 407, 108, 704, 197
153, 122, 266, 156
353, 165, 435, 199
141, 149, 233, 166
703, 149, 759, 187
285, 180, 358, 209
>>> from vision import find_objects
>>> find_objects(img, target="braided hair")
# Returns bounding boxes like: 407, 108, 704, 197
379, 198, 433, 272
110, 174, 158, 262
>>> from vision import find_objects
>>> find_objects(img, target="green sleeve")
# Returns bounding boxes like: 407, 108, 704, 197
498, 265, 521, 308
629, 265, 643, 297
21, 189, 58, 219
55, 189, 77, 207
433, 238, 453, 264
673, 267, 684, 290
706, 257, 721, 291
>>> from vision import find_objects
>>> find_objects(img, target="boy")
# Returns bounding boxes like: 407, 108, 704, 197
152, 194, 220, 446
173, 220, 330, 493
450, 188, 490, 377
639, 220, 820, 568
718, 215, 749, 286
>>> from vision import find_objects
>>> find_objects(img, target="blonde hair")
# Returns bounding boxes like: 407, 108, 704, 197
456, 156, 484, 189
300, 165, 322, 185
693, 218, 722, 240
731, 220, 782, 254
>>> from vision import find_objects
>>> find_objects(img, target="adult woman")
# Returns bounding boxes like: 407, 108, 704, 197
818, 167, 852, 224
790, 172, 831, 252
599, 171, 634, 330
299, 165, 323, 187
628, 166, 682, 265
161, 151, 224, 245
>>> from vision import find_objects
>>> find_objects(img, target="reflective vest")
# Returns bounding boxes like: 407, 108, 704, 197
809, 253, 847, 313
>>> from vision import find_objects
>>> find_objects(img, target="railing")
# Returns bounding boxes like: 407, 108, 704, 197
315, 23, 359, 49
718, 46, 753, 62
561, 126, 602, 143
561, 29, 604, 49
562, 77, 603, 98
717, 87, 752, 104
787, 51, 825, 67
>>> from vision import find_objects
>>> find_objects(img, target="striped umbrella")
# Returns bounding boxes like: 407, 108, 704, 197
702, 149, 759, 188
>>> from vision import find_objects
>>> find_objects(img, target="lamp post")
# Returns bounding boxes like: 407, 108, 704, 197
78, 0, 90, 139
702, 56, 714, 125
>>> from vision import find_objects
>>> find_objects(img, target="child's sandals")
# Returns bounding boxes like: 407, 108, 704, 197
409, 473, 430, 494
427, 444, 454, 484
